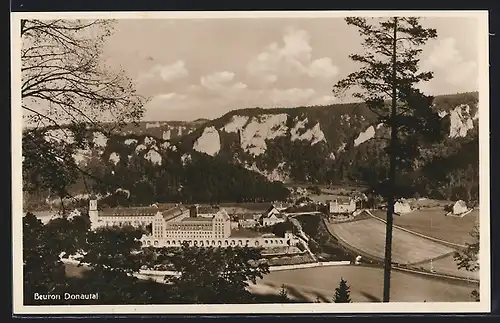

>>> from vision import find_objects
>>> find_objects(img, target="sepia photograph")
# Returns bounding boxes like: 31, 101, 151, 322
11, 10, 490, 314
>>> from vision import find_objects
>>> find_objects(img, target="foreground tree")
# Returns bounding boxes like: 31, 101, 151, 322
75, 225, 148, 304
165, 244, 270, 304
454, 222, 480, 301
21, 19, 145, 202
23, 214, 166, 305
23, 212, 92, 304
23, 213, 68, 304
333, 17, 442, 302
333, 277, 352, 303
44, 212, 91, 257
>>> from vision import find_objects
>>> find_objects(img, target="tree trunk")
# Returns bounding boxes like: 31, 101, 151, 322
383, 17, 398, 303
20, 20, 26, 36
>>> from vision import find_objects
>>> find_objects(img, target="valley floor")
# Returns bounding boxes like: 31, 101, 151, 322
64, 262, 477, 303
370, 208, 479, 245
249, 265, 477, 303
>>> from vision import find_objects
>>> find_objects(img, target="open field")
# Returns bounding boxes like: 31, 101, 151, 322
250, 265, 477, 302
309, 193, 344, 204
370, 208, 479, 245
409, 199, 451, 209
219, 203, 271, 213
326, 218, 455, 265
424, 254, 480, 281
64, 262, 476, 303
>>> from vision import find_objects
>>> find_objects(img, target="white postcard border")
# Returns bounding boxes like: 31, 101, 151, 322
11, 10, 491, 315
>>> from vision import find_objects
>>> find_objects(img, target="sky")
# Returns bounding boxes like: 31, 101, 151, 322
97, 16, 480, 121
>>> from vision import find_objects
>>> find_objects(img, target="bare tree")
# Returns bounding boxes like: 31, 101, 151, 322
21, 19, 146, 202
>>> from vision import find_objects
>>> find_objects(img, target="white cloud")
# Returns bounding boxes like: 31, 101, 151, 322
137, 60, 189, 83
200, 71, 235, 90
420, 37, 477, 92
150, 93, 187, 102
200, 71, 248, 95
446, 61, 477, 86
422, 38, 461, 69
265, 74, 278, 83
309, 58, 339, 78
247, 27, 339, 81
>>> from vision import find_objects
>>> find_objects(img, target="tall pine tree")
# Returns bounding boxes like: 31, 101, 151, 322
333, 17, 442, 302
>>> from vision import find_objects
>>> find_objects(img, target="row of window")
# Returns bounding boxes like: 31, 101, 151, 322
103, 220, 150, 226
144, 239, 288, 247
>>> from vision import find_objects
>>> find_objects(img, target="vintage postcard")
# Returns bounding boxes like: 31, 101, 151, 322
11, 10, 490, 315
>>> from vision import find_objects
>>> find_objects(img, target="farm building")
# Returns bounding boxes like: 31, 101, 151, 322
453, 200, 469, 215
447, 200, 473, 217
394, 199, 412, 215
236, 213, 261, 228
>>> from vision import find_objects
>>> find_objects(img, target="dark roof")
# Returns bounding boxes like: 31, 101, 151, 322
197, 205, 220, 214
265, 205, 277, 213
100, 207, 159, 216
262, 210, 285, 219
153, 203, 181, 209
332, 197, 352, 205
162, 207, 187, 221
100, 206, 185, 218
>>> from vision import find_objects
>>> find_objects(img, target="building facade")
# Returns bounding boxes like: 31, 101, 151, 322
328, 197, 356, 214
88, 199, 186, 230
142, 231, 298, 248
88, 199, 299, 248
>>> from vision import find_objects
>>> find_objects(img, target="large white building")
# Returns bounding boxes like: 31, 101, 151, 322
328, 197, 356, 214
88, 199, 184, 229
88, 199, 299, 248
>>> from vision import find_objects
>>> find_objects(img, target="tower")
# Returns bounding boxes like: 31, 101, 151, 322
89, 198, 98, 228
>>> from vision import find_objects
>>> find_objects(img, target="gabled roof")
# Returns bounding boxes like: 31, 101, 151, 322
100, 207, 160, 216
214, 209, 230, 221
162, 207, 187, 221
265, 204, 279, 213
262, 211, 285, 219
100, 206, 185, 218
332, 197, 353, 205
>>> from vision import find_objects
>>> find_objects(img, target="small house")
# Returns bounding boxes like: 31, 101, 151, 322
453, 200, 469, 215
237, 213, 260, 228
261, 206, 287, 227
394, 199, 412, 215
449, 200, 472, 217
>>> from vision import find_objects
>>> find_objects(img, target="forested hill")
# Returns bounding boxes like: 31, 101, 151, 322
23, 91, 479, 208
